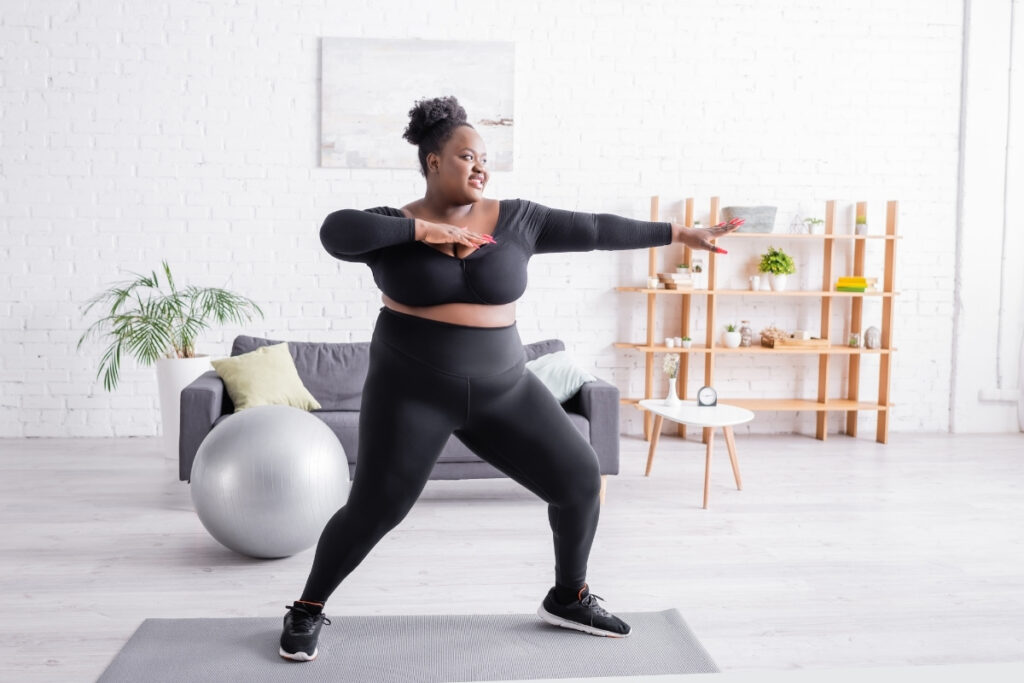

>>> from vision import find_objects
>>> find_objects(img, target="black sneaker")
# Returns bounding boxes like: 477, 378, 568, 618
279, 603, 332, 661
537, 583, 631, 638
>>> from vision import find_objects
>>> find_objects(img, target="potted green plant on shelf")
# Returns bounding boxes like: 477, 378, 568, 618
758, 246, 796, 291
76, 259, 265, 459
803, 217, 825, 234
855, 214, 868, 236
722, 323, 741, 348
680, 335, 692, 349
691, 256, 706, 288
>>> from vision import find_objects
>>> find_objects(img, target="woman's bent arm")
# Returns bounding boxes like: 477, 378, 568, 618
320, 208, 417, 263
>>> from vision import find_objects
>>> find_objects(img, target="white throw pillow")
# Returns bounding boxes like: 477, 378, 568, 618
525, 350, 598, 403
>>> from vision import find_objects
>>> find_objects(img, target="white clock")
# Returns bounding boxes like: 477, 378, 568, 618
696, 385, 718, 407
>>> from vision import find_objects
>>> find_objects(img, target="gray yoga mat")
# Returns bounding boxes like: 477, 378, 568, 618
97, 609, 718, 682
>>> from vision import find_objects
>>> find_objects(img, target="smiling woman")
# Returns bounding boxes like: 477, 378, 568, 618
286, 94, 741, 663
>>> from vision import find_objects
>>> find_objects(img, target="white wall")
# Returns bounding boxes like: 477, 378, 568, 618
951, 0, 1023, 432
1, 0, 1017, 439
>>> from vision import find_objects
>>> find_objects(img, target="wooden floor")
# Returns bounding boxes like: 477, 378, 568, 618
2, 432, 1023, 681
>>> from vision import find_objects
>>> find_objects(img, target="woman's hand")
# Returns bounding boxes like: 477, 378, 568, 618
415, 219, 496, 249
670, 218, 744, 254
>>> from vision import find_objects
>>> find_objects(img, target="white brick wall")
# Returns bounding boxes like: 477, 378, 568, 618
1, 0, 1015, 439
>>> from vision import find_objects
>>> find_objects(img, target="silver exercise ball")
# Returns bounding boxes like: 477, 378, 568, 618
189, 404, 350, 559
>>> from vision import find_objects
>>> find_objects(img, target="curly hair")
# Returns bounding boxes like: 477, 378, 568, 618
402, 95, 474, 178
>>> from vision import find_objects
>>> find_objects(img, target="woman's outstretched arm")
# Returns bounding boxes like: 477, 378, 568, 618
524, 200, 739, 254
319, 208, 417, 263
525, 201, 672, 254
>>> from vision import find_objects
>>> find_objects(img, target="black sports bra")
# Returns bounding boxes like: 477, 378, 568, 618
319, 198, 673, 306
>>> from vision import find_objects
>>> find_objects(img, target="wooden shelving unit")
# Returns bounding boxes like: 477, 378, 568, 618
616, 196, 899, 444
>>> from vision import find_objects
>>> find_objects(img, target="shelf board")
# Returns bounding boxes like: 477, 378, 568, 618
615, 287, 898, 297
615, 342, 895, 354
615, 342, 711, 353
713, 233, 900, 240
716, 289, 898, 297
622, 397, 891, 412
713, 344, 894, 354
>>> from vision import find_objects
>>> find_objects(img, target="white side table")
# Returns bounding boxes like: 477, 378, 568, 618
638, 399, 755, 509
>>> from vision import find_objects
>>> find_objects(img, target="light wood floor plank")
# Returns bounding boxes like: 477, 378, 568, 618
1, 433, 1023, 681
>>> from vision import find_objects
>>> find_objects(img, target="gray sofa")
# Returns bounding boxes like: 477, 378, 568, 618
179, 334, 621, 489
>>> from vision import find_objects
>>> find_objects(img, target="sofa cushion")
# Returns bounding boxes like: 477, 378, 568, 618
232, 335, 566, 412
210, 342, 322, 412
309, 409, 590, 465
232, 335, 370, 411
525, 349, 598, 403
523, 338, 565, 361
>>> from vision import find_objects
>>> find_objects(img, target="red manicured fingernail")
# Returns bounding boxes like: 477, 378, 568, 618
716, 247, 728, 254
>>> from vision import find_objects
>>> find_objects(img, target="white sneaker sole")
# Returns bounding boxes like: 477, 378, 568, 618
536, 604, 631, 638
279, 646, 317, 661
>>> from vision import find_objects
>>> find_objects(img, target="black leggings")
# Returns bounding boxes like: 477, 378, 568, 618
300, 306, 603, 604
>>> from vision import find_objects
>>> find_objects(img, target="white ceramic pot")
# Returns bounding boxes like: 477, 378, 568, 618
156, 354, 216, 461
723, 331, 742, 348
681, 340, 693, 349
770, 273, 789, 291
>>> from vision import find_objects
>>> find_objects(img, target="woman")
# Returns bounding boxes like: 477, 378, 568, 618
280, 95, 739, 661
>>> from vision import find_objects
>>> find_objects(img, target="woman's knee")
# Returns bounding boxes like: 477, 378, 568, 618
552, 455, 602, 505
343, 486, 419, 537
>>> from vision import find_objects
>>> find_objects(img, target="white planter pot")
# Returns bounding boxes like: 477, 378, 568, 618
156, 354, 216, 462
770, 273, 789, 291
723, 331, 742, 348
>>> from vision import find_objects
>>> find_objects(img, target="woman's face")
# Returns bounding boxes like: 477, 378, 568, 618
428, 126, 488, 203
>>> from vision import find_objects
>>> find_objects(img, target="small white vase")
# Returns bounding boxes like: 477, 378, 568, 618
723, 331, 742, 348
664, 377, 682, 407
770, 273, 789, 291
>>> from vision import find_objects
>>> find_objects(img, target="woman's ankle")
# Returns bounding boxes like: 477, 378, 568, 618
295, 599, 325, 614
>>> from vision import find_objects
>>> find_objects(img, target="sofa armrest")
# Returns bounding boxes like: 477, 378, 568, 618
573, 378, 620, 476
179, 370, 228, 482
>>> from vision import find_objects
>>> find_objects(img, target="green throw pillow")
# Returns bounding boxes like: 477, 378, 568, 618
525, 350, 598, 403
210, 342, 322, 412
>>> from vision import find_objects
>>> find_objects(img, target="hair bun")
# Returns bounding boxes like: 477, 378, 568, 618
402, 95, 468, 146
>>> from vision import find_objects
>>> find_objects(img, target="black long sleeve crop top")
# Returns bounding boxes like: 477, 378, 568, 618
319, 198, 673, 307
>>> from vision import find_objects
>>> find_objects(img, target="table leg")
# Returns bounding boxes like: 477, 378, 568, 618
644, 414, 664, 476
702, 429, 714, 509
723, 426, 743, 490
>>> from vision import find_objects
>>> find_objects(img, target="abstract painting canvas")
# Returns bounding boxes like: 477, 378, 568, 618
320, 37, 515, 170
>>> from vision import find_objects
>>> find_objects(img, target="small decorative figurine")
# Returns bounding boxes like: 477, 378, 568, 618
864, 326, 881, 349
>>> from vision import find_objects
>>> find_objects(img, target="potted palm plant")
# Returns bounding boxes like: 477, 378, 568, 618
76, 260, 265, 459
758, 246, 796, 291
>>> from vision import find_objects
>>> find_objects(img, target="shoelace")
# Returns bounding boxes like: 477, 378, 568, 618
579, 592, 612, 618
285, 604, 332, 627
